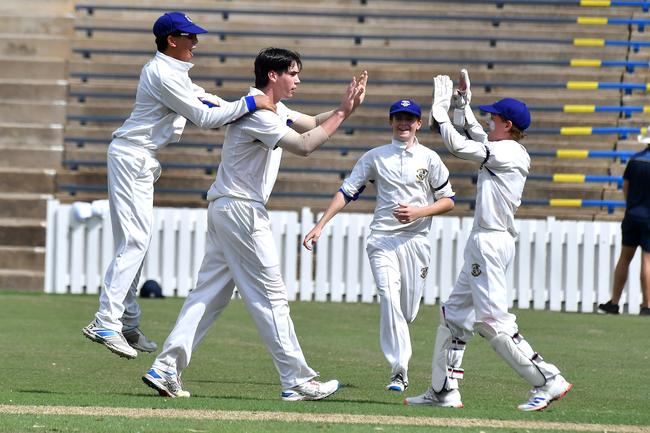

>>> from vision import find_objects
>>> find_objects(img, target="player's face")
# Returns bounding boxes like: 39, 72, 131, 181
390, 112, 421, 143
276, 62, 301, 100
167, 33, 199, 62
487, 113, 512, 141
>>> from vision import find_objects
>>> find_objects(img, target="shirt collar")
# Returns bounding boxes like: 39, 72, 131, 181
248, 87, 265, 96
155, 51, 194, 71
391, 137, 419, 153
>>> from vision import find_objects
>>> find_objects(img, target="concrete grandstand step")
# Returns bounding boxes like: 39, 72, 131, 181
0, 218, 46, 247
0, 146, 62, 169
3, 13, 73, 35
0, 34, 70, 57
0, 79, 68, 101
0, 56, 66, 80
0, 168, 56, 194
0, 99, 66, 124
0, 269, 44, 292
0, 0, 73, 15
0, 193, 51, 219
0, 122, 64, 147
0, 246, 45, 272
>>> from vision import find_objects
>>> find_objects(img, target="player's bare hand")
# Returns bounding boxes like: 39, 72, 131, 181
303, 226, 322, 251
393, 203, 421, 224
352, 70, 368, 109
254, 95, 277, 113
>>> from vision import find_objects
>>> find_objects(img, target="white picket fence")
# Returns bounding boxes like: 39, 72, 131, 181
44, 199, 643, 314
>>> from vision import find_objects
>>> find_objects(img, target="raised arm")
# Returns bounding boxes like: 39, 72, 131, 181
278, 71, 368, 156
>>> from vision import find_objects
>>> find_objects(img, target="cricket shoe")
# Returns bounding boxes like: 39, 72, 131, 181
123, 327, 158, 352
82, 320, 137, 359
517, 374, 573, 412
142, 367, 190, 398
403, 386, 463, 408
597, 300, 620, 315
281, 379, 340, 401
386, 372, 408, 392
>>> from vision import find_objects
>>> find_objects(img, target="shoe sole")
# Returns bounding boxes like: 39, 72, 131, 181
142, 375, 174, 397
518, 383, 573, 412
281, 384, 341, 401
403, 399, 464, 408
386, 385, 407, 392
82, 328, 137, 359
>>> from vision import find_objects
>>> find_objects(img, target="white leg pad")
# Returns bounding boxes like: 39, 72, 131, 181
475, 322, 559, 388
431, 325, 466, 392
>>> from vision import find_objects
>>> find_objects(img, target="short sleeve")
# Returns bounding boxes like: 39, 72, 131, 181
244, 110, 292, 149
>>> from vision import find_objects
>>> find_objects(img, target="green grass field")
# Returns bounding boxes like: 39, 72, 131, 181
1, 293, 649, 433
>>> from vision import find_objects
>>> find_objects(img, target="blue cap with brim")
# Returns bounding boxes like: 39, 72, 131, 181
153, 12, 208, 38
389, 99, 422, 118
478, 97, 531, 131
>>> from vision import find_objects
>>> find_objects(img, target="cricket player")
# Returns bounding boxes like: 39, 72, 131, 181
142, 48, 368, 400
405, 70, 572, 411
82, 12, 276, 360
303, 99, 455, 393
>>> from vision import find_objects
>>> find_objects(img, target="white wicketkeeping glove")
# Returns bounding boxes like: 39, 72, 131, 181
451, 69, 471, 128
429, 75, 453, 132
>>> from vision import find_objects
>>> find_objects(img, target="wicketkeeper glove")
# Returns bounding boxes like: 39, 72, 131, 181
429, 75, 453, 132
451, 69, 471, 128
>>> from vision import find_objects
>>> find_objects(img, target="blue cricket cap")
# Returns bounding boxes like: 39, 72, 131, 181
153, 12, 208, 38
389, 99, 421, 118
478, 98, 531, 131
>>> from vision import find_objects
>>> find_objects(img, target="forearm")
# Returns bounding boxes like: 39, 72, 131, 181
315, 191, 349, 229
439, 121, 488, 163
418, 197, 455, 218
277, 126, 330, 156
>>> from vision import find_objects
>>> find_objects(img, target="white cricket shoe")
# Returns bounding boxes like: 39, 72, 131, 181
404, 386, 464, 408
281, 379, 340, 401
142, 367, 190, 398
82, 320, 137, 359
517, 375, 573, 412
386, 372, 408, 392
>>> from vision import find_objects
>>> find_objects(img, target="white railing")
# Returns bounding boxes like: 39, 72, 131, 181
44, 199, 642, 314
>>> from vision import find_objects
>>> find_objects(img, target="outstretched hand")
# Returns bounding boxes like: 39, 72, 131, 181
451, 68, 471, 110
339, 70, 368, 116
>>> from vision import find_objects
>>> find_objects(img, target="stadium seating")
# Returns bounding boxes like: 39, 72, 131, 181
4, 0, 648, 290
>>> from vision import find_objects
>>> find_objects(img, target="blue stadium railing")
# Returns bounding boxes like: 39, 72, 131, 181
74, 25, 650, 54
72, 47, 650, 73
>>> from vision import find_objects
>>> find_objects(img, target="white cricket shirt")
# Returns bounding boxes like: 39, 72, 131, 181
439, 111, 530, 236
340, 138, 455, 234
112, 51, 250, 152
206, 87, 302, 204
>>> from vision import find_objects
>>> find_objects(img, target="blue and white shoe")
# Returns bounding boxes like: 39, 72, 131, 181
82, 320, 137, 359
142, 367, 190, 398
281, 379, 340, 401
517, 375, 573, 411
386, 372, 408, 392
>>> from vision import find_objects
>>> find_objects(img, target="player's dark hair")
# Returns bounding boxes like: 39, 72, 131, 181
155, 35, 169, 52
254, 47, 302, 89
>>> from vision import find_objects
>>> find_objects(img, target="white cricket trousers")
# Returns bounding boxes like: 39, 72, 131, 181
96, 140, 160, 331
366, 231, 430, 379
443, 228, 518, 342
153, 197, 317, 389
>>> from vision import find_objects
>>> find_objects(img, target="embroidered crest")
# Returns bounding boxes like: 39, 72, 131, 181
471, 263, 482, 277
420, 267, 429, 279
416, 168, 428, 182
400, 100, 411, 107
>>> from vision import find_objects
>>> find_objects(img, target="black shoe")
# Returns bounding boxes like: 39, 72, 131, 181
598, 300, 620, 314
640, 307, 650, 316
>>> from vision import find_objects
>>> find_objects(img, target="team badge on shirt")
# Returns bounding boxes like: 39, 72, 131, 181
420, 267, 429, 279
416, 168, 428, 182
471, 263, 482, 277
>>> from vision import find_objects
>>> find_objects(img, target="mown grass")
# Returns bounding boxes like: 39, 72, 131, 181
1, 293, 648, 432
